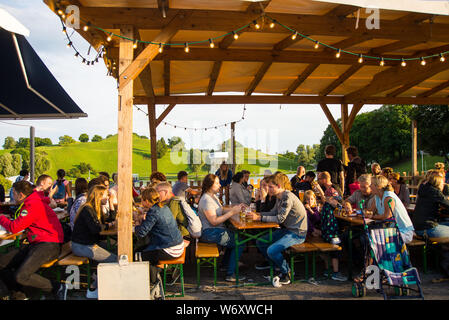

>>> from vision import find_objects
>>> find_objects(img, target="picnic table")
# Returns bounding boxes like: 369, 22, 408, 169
228, 213, 279, 286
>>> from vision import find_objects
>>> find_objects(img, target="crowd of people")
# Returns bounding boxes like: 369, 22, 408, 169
0, 146, 448, 299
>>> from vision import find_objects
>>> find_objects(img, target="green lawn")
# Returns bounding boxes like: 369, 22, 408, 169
386, 155, 445, 175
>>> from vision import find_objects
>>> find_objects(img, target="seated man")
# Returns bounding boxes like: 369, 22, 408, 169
34, 174, 58, 209
293, 171, 316, 193
343, 174, 375, 213
0, 180, 66, 300
172, 171, 194, 199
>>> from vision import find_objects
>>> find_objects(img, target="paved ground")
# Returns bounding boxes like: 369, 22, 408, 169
61, 245, 449, 301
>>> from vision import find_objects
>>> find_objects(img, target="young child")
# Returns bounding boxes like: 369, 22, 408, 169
304, 190, 321, 238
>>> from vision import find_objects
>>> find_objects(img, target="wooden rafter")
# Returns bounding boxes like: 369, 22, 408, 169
417, 80, 449, 97
245, 60, 272, 96
155, 104, 176, 127
320, 104, 344, 144
283, 64, 319, 96
345, 103, 364, 132
78, 7, 449, 42
320, 65, 363, 96
207, 61, 222, 96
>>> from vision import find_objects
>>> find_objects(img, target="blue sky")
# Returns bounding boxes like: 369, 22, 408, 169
0, 0, 382, 154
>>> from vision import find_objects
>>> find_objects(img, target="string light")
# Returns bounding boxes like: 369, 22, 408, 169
57, 8, 64, 16
358, 54, 363, 64
67, 41, 72, 48
336, 48, 341, 58
133, 40, 138, 49
65, 14, 449, 70
62, 26, 67, 34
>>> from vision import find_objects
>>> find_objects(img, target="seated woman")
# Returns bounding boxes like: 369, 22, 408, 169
229, 171, 252, 206
69, 178, 88, 230
71, 184, 117, 298
52, 169, 72, 205
255, 176, 277, 213
134, 187, 185, 286
198, 174, 246, 282
368, 175, 415, 244
412, 174, 449, 239
388, 172, 410, 207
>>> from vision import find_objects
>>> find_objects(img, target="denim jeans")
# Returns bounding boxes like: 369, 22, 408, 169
72, 242, 117, 263
256, 228, 306, 275
0, 242, 61, 294
201, 227, 245, 276
415, 222, 449, 238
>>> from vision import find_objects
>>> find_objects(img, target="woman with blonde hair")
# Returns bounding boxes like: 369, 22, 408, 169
71, 184, 118, 298
368, 175, 414, 243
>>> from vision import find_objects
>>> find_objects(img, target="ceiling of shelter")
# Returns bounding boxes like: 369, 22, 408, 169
45, 0, 449, 104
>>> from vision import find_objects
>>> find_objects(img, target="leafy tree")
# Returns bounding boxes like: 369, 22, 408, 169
79, 133, 89, 142
410, 105, 449, 163
16, 137, 30, 148
168, 136, 185, 150
68, 167, 81, 178
140, 135, 149, 140
11, 148, 29, 170
78, 162, 95, 174
35, 152, 50, 177
3, 137, 16, 149
189, 149, 204, 174
59, 135, 76, 145
91, 135, 103, 142
106, 134, 114, 139
156, 138, 169, 159
0, 153, 21, 177
35, 137, 53, 147
0, 174, 12, 191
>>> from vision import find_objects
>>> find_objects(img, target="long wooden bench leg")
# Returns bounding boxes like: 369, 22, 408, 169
196, 259, 200, 288
180, 264, 184, 298
213, 257, 217, 287
304, 253, 309, 280
290, 255, 295, 283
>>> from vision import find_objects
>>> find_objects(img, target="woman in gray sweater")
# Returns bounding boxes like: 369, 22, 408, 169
248, 173, 307, 287
229, 172, 252, 206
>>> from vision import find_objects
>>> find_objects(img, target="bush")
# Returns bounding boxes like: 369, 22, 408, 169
0, 174, 12, 192
68, 167, 81, 178
91, 135, 103, 142
79, 133, 89, 142
59, 135, 76, 145
3, 137, 16, 149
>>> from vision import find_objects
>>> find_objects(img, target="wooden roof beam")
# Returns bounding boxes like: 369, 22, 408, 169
417, 80, 449, 98
157, 0, 169, 18
283, 64, 319, 96
78, 8, 449, 42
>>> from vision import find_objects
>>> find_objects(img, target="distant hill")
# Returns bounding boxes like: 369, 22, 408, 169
3, 134, 297, 181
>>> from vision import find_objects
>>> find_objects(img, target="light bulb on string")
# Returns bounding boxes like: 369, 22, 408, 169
107, 34, 112, 42
336, 49, 341, 58
184, 42, 189, 53
314, 41, 319, 49
380, 57, 385, 66
401, 58, 406, 67
440, 53, 446, 62
62, 26, 67, 34
57, 8, 64, 16
253, 20, 260, 29
209, 38, 215, 48
358, 54, 363, 64
291, 32, 297, 40
67, 41, 72, 48
233, 31, 239, 40
269, 19, 276, 28
83, 22, 90, 32
74, 52, 79, 58
158, 43, 164, 53
420, 57, 426, 66
133, 40, 138, 49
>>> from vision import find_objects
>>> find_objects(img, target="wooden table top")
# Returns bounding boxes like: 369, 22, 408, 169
229, 215, 279, 230
0, 231, 23, 241
100, 226, 118, 236
0, 202, 17, 207
334, 213, 374, 226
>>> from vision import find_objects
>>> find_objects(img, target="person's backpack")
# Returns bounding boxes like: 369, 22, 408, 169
177, 197, 202, 238
54, 180, 66, 200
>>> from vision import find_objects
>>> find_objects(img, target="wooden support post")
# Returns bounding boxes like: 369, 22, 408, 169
412, 120, 418, 177
117, 25, 134, 262
148, 103, 157, 173
341, 104, 349, 166
231, 122, 236, 174
29, 126, 35, 184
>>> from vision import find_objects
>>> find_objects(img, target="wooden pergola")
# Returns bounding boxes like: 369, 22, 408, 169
44, 0, 449, 261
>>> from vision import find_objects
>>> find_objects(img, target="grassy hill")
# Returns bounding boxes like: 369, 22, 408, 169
2, 135, 297, 181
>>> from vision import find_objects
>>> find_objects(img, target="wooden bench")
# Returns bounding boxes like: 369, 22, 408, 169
195, 241, 220, 288
157, 247, 187, 298
406, 237, 427, 273
287, 242, 318, 282
307, 237, 342, 279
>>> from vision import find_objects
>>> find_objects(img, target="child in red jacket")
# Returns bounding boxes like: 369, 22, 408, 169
0, 180, 67, 300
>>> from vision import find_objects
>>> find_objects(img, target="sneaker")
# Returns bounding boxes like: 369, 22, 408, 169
272, 276, 282, 288
255, 262, 271, 270
86, 288, 98, 299
55, 283, 67, 300
225, 274, 246, 282
278, 272, 291, 285
323, 270, 331, 278
331, 237, 341, 245
331, 272, 347, 282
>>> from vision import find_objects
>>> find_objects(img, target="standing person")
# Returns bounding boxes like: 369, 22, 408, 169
229, 172, 252, 206
317, 145, 345, 196
215, 162, 233, 205
9, 169, 29, 203
249, 173, 308, 287
71, 184, 117, 298
135, 187, 185, 287
345, 146, 367, 197
52, 169, 72, 205
198, 174, 246, 282
290, 166, 305, 192
368, 175, 415, 244
69, 178, 88, 230
0, 180, 66, 300
389, 172, 410, 207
